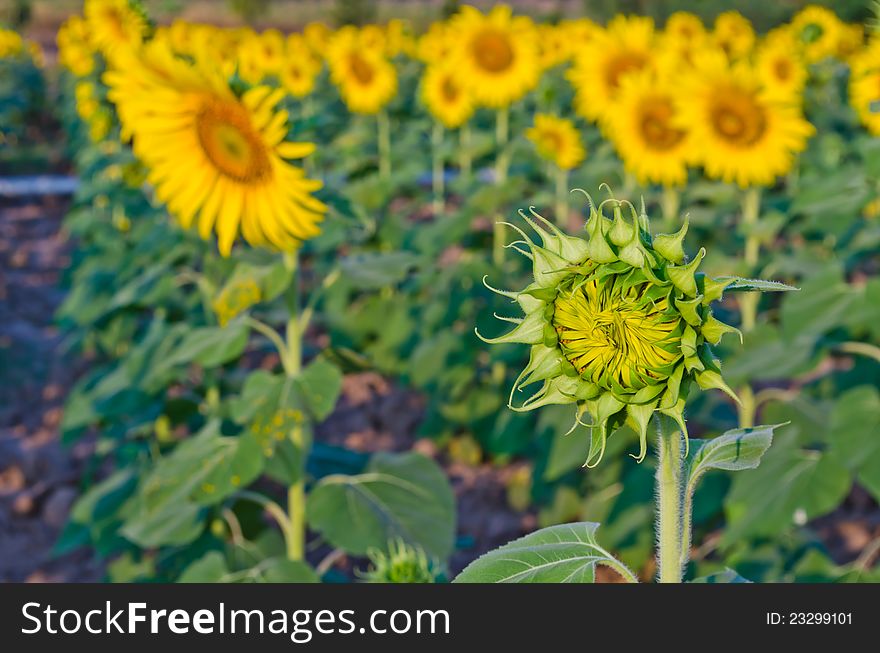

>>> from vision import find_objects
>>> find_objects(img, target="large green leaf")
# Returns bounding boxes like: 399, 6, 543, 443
164, 322, 250, 368
307, 452, 455, 559
687, 424, 779, 489
294, 357, 343, 421
828, 386, 880, 502
120, 421, 263, 548
453, 522, 633, 583
722, 432, 851, 546
340, 252, 420, 289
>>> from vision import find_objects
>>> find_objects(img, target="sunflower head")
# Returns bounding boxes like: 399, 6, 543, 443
84, 0, 149, 63
711, 10, 755, 60
478, 190, 743, 467
421, 63, 475, 129
790, 5, 843, 63
326, 27, 398, 115
525, 113, 585, 170
361, 539, 441, 584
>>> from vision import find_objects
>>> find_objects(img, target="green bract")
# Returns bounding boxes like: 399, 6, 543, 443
478, 192, 743, 467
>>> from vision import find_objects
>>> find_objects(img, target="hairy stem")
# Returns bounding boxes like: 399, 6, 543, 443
655, 414, 684, 583
493, 106, 510, 267
432, 121, 445, 216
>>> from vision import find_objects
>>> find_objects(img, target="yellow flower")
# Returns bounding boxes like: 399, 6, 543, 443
105, 41, 326, 255
57, 16, 95, 76
537, 24, 574, 70
711, 11, 755, 60
0, 28, 24, 58
421, 63, 474, 130
755, 35, 807, 103
303, 22, 331, 60
280, 34, 320, 99
836, 23, 864, 62
568, 15, 655, 125
75, 81, 99, 121
326, 27, 397, 114
525, 113, 585, 171
659, 11, 707, 64
250, 28, 286, 75
84, 0, 148, 63
678, 51, 814, 187
605, 70, 692, 187
416, 22, 454, 63
448, 5, 540, 108
849, 40, 880, 136
790, 5, 843, 63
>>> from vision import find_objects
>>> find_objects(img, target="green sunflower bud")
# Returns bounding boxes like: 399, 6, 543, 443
476, 190, 744, 468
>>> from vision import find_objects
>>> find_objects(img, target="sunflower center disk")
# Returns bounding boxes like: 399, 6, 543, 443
472, 29, 514, 73
196, 100, 272, 183
348, 53, 375, 84
710, 92, 768, 147
552, 279, 682, 392
639, 100, 686, 151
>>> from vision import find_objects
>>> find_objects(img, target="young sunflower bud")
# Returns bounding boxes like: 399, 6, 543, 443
477, 192, 742, 467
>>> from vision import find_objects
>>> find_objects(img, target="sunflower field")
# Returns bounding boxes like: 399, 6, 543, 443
1, 0, 879, 585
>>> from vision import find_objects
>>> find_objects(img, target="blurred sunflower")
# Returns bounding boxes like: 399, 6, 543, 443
57, 16, 95, 77
660, 11, 707, 64
281, 34, 320, 99
836, 23, 864, 61
422, 63, 474, 130
417, 22, 453, 62
326, 28, 397, 114
755, 35, 807, 103
0, 28, 23, 58
712, 11, 755, 60
605, 70, 692, 187
448, 4, 540, 108
568, 15, 655, 125
790, 5, 843, 63
84, 0, 148, 62
537, 24, 574, 70
252, 28, 286, 75
303, 22, 331, 60
106, 42, 325, 255
679, 52, 814, 187
849, 40, 880, 136
525, 113, 585, 170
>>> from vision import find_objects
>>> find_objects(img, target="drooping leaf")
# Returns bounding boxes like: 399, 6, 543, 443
453, 522, 632, 583
307, 452, 455, 559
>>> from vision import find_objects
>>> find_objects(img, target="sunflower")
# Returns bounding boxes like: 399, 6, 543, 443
326, 28, 397, 115
421, 63, 474, 130
790, 5, 843, 63
849, 40, 880, 136
303, 22, 331, 60
537, 24, 574, 70
568, 15, 655, 125
105, 42, 325, 255
448, 5, 540, 109
525, 113, 585, 170
678, 52, 814, 187
251, 28, 286, 75
836, 23, 864, 62
0, 28, 23, 58
711, 11, 755, 60
280, 35, 320, 99
659, 11, 707, 64
755, 35, 807, 103
83, 0, 148, 62
605, 70, 693, 187
57, 15, 95, 77
416, 22, 454, 62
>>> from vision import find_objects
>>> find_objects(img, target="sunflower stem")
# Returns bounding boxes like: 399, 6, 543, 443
655, 414, 685, 583
378, 108, 391, 181
660, 185, 680, 232
493, 106, 510, 267
739, 186, 762, 332
432, 120, 445, 216
459, 122, 472, 179
554, 165, 568, 227
282, 251, 307, 563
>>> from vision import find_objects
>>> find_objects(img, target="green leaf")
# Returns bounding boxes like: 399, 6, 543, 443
722, 431, 851, 545
307, 452, 455, 559
716, 277, 799, 292
121, 422, 263, 548
339, 251, 420, 289
294, 357, 343, 421
690, 568, 751, 583
255, 558, 319, 583
166, 323, 250, 368
178, 551, 229, 583
828, 386, 880, 502
688, 424, 779, 487
453, 522, 632, 583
